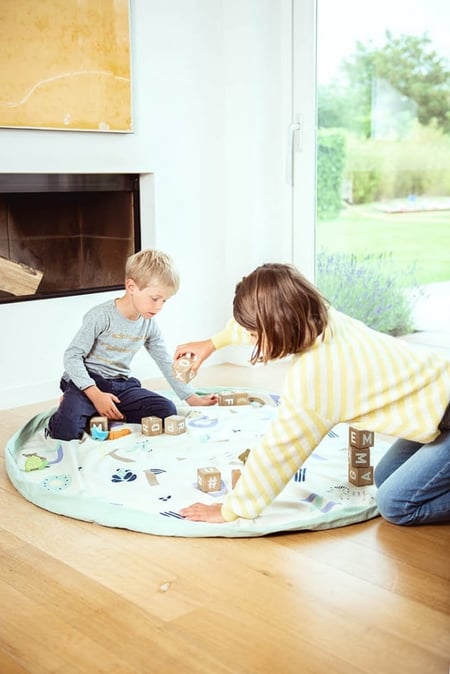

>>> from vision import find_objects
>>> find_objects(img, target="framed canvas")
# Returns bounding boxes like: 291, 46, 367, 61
0, 0, 132, 133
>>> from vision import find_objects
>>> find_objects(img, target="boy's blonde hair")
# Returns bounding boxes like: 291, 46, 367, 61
125, 249, 180, 292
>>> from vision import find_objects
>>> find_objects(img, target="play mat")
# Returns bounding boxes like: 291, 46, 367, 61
4, 387, 389, 538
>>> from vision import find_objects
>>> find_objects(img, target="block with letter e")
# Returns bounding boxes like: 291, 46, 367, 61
349, 426, 374, 449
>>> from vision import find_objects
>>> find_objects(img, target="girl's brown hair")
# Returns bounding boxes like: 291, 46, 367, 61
233, 263, 329, 364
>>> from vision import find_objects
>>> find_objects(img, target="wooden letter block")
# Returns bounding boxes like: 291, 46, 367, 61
90, 416, 108, 432
0, 256, 43, 296
234, 392, 249, 405
172, 356, 196, 383
164, 414, 186, 435
197, 466, 222, 492
348, 465, 374, 486
231, 469, 241, 489
218, 392, 249, 406
218, 392, 237, 406
348, 446, 371, 467
141, 416, 163, 436
349, 427, 374, 449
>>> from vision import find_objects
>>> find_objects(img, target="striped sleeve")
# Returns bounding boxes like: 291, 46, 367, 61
211, 318, 253, 350
221, 398, 332, 521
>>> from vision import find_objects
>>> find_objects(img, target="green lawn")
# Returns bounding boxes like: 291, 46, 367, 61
317, 204, 450, 284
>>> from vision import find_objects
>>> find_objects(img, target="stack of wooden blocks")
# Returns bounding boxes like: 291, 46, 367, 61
348, 426, 374, 486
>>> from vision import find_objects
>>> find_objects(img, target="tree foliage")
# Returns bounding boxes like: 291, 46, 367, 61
319, 32, 450, 137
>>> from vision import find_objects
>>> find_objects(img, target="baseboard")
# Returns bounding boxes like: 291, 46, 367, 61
0, 380, 60, 410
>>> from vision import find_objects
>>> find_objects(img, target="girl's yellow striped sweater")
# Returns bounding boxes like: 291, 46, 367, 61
211, 309, 450, 521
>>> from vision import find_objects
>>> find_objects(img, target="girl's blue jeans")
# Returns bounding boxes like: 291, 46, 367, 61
48, 371, 177, 441
375, 431, 450, 525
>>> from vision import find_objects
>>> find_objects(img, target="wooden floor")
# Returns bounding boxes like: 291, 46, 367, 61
1, 361, 449, 674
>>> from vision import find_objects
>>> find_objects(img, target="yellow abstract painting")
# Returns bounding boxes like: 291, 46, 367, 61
0, 0, 132, 132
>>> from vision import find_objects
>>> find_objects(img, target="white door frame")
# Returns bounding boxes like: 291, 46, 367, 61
289, 0, 317, 282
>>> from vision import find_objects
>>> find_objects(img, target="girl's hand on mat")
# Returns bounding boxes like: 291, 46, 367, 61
186, 393, 218, 406
174, 339, 216, 374
179, 502, 226, 523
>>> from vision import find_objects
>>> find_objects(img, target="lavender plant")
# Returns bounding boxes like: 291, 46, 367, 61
316, 250, 418, 336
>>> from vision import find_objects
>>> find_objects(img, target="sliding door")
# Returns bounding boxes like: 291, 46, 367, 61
291, 0, 450, 335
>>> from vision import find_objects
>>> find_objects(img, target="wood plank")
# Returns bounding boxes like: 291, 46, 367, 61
0, 256, 43, 296
277, 522, 450, 612
0, 363, 449, 674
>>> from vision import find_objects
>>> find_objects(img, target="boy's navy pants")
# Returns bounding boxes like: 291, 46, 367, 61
48, 370, 176, 440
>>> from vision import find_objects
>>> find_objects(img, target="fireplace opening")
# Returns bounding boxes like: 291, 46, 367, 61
0, 173, 141, 304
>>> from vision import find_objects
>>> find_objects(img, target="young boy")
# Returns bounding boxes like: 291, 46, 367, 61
48, 249, 217, 440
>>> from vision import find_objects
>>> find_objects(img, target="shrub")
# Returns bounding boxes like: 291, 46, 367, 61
317, 129, 346, 219
344, 123, 450, 203
351, 170, 381, 204
316, 249, 418, 335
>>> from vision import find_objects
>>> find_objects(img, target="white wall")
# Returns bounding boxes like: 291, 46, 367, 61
0, 0, 292, 409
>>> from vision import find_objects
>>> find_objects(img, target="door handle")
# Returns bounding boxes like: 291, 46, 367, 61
286, 115, 303, 185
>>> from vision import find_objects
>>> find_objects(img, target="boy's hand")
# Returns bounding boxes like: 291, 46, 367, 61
174, 339, 216, 375
84, 386, 124, 420
185, 393, 218, 406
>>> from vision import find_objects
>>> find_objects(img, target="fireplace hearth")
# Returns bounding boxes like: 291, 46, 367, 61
0, 173, 140, 303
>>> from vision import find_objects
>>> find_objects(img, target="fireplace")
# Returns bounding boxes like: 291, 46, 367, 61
0, 173, 141, 303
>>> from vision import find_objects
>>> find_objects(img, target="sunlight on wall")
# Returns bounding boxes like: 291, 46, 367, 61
0, 0, 132, 132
